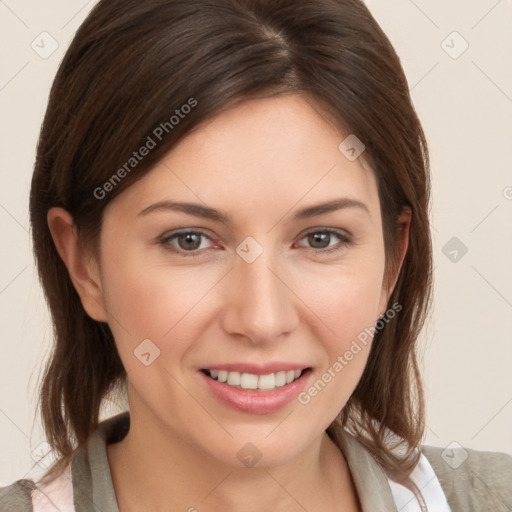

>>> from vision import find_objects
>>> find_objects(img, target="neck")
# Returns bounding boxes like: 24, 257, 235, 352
107, 403, 360, 512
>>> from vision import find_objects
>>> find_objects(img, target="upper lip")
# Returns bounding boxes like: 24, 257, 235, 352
201, 362, 311, 375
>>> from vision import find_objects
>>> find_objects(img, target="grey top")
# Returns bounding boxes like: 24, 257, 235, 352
1, 411, 511, 511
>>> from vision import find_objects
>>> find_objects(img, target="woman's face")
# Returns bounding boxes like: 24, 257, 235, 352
91, 94, 401, 467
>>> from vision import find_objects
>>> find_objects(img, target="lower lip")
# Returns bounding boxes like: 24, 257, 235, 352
199, 370, 311, 414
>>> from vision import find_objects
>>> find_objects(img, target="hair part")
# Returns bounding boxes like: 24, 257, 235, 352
30, 0, 432, 484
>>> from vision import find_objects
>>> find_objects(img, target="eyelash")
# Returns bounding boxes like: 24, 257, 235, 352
158, 228, 352, 258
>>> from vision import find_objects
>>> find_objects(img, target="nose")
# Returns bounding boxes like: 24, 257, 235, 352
220, 245, 299, 345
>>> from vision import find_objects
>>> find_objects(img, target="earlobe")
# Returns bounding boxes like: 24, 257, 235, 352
46, 207, 108, 322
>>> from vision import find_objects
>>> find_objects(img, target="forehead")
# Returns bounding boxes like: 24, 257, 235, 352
106, 94, 380, 226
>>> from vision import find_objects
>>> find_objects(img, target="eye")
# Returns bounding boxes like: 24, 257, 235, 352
296, 229, 352, 254
159, 230, 216, 257
158, 228, 352, 258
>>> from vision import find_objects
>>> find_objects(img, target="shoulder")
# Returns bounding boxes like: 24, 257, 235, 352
0, 412, 128, 512
422, 443, 512, 511
1, 462, 75, 512
0, 478, 36, 512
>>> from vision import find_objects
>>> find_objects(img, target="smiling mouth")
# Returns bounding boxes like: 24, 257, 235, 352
201, 368, 312, 391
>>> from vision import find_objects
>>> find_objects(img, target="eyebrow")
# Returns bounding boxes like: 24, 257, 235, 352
137, 197, 370, 225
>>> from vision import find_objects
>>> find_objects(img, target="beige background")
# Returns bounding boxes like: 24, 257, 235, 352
1, 0, 511, 484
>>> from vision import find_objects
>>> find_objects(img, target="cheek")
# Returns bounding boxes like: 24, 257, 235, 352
294, 252, 386, 342
99, 242, 226, 364
292, 254, 385, 406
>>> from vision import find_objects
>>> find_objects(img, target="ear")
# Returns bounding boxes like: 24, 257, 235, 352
377, 207, 411, 317
46, 207, 108, 322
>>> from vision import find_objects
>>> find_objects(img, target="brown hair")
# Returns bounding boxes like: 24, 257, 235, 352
30, 0, 432, 483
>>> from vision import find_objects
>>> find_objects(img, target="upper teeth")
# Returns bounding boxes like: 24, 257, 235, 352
208, 369, 302, 391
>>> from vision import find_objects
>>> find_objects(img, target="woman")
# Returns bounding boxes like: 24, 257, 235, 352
1, 0, 511, 510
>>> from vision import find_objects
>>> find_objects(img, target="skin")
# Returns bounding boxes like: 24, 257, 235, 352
48, 93, 410, 512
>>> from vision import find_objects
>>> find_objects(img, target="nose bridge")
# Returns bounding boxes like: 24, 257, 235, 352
221, 241, 298, 344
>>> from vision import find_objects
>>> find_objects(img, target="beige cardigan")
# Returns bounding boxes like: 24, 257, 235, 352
1, 411, 511, 511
